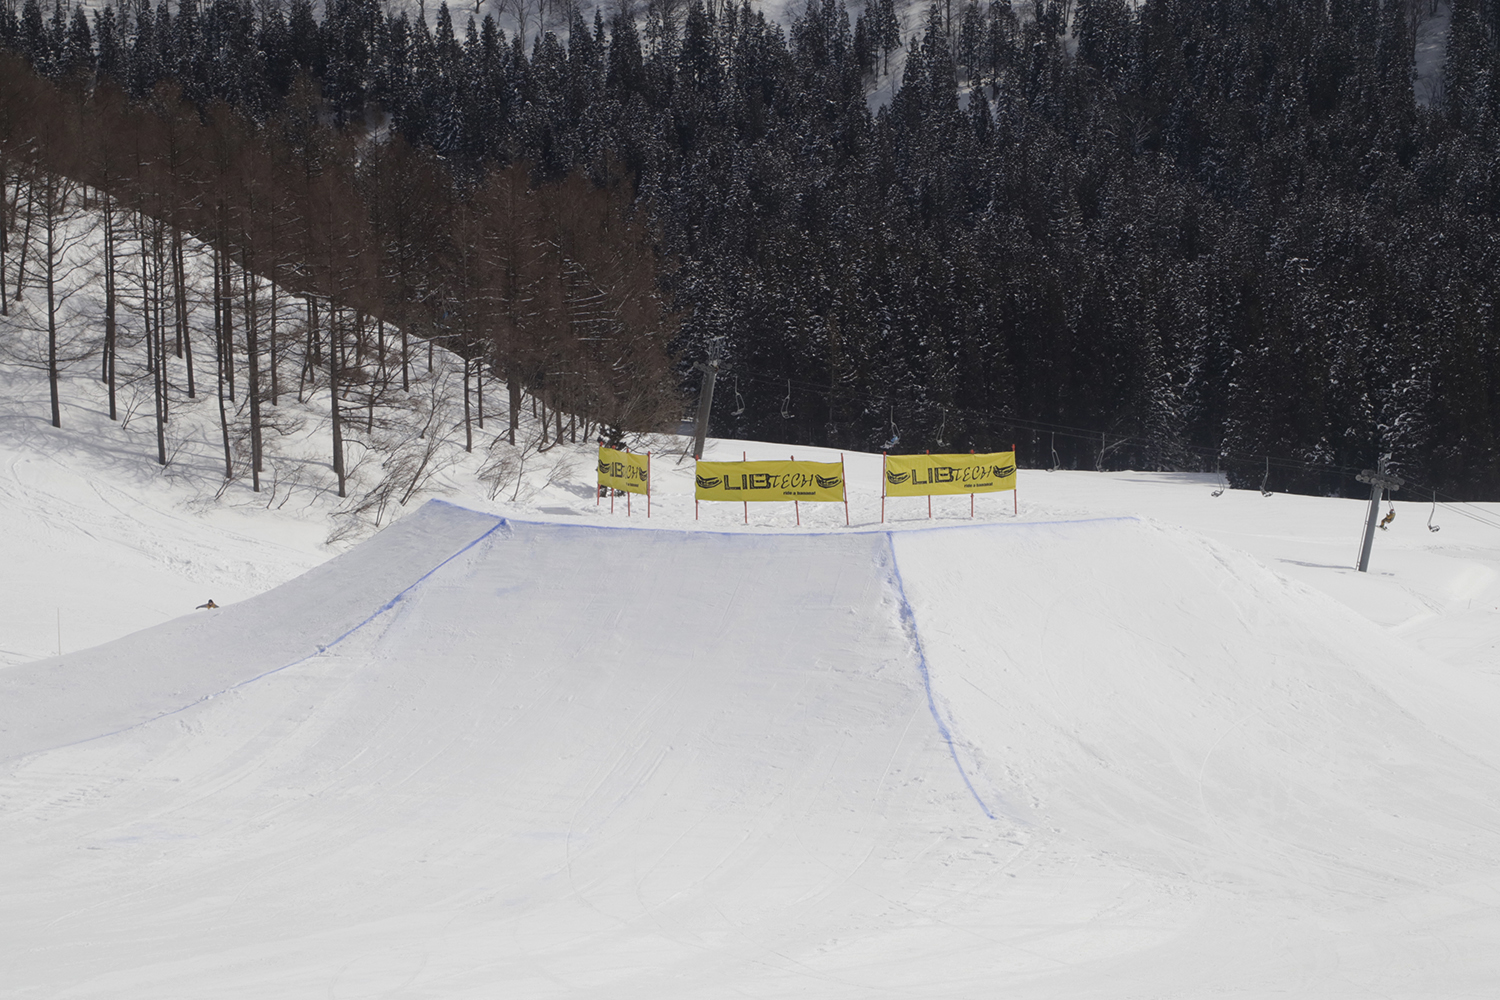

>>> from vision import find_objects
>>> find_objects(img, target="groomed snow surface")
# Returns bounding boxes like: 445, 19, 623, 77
5, 363, 1500, 999
5, 455, 1500, 997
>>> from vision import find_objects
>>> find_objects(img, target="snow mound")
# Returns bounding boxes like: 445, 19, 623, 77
3, 502, 1499, 997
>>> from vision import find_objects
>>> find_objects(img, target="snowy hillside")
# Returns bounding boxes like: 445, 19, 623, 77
4, 492, 1500, 996
7, 305, 1500, 995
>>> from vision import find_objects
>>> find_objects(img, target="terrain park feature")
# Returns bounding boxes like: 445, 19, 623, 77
4, 499, 1499, 998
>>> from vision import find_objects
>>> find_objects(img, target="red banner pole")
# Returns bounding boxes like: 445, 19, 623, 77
791, 454, 799, 525
841, 453, 849, 526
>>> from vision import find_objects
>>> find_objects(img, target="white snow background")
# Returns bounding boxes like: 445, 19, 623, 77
4, 134, 1500, 999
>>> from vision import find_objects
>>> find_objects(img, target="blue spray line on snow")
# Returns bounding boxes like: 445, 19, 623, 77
45, 516, 510, 754
884, 531, 997, 821
225, 514, 510, 687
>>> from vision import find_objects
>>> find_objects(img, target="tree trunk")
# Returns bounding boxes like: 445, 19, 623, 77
221, 240, 235, 402
154, 218, 169, 426
141, 214, 154, 380
14, 178, 33, 303
376, 318, 385, 383
462, 354, 474, 452
0, 162, 9, 317
173, 228, 194, 398
102, 194, 117, 420
298, 296, 316, 403
43, 178, 59, 429
151, 218, 167, 465
400, 314, 409, 391
243, 256, 263, 491
330, 301, 346, 498
269, 270, 279, 405
213, 245, 233, 479
508, 377, 521, 445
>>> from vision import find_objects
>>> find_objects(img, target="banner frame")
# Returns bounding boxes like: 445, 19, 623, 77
881, 447, 1017, 522
693, 452, 849, 524
597, 442, 651, 517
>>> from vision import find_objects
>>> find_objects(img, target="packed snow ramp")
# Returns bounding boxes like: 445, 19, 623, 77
4, 500, 1500, 998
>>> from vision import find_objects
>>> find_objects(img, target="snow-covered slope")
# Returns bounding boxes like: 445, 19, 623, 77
4, 501, 1500, 997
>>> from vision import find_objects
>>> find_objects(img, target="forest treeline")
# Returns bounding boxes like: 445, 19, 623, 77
0, 41, 679, 500
3, 0, 1500, 495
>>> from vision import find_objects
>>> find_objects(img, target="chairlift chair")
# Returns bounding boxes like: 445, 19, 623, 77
882, 406, 900, 451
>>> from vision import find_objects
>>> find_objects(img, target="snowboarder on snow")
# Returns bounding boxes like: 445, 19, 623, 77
196, 599, 219, 610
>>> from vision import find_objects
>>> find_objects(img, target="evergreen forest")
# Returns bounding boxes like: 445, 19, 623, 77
4, 0, 1500, 497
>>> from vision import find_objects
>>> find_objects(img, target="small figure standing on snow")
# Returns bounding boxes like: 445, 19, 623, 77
196, 599, 219, 610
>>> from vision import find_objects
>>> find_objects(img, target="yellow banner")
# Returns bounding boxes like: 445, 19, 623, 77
695, 460, 845, 502
597, 446, 650, 495
884, 451, 1016, 496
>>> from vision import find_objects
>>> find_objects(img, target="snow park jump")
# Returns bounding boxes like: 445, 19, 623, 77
4, 499, 1500, 998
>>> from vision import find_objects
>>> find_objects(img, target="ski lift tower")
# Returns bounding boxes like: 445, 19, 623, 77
688, 339, 723, 461
1355, 467, 1404, 572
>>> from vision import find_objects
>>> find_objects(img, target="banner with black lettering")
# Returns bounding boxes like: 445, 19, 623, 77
884, 451, 1016, 496
695, 460, 846, 502
597, 446, 650, 495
